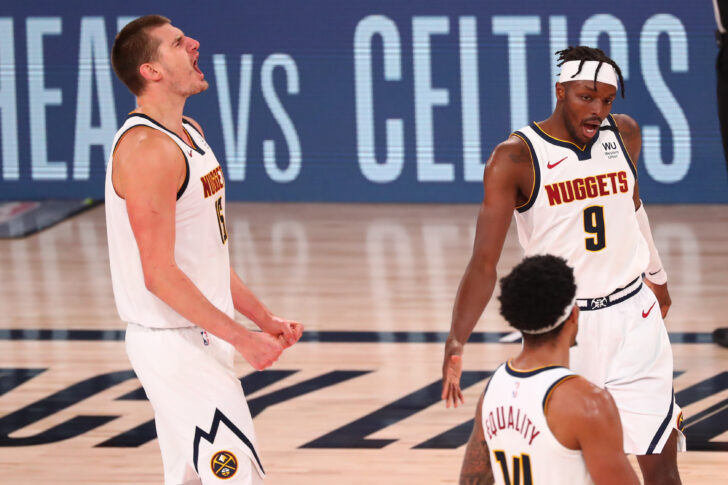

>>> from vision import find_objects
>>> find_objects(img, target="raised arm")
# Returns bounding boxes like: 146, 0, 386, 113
114, 128, 283, 370
459, 393, 495, 485
442, 136, 531, 407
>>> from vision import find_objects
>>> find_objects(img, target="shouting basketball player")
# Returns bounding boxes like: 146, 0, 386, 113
442, 46, 684, 484
460, 255, 639, 485
106, 15, 303, 485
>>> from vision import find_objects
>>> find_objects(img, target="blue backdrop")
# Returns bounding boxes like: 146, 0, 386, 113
0, 1, 725, 202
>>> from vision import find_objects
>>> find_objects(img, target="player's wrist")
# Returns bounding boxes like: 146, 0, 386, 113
230, 325, 254, 349
445, 333, 465, 352
644, 268, 668, 285
256, 311, 276, 332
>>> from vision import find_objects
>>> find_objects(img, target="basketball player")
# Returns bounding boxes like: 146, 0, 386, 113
459, 255, 639, 485
442, 46, 684, 484
106, 16, 303, 484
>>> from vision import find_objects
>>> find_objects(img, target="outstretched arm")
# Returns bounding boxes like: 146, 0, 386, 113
459, 394, 495, 485
443, 137, 528, 408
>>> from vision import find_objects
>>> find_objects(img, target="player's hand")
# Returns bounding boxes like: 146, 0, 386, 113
644, 280, 671, 319
260, 315, 304, 348
235, 330, 284, 370
442, 338, 465, 408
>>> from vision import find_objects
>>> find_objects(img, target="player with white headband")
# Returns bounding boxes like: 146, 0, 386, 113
443, 46, 683, 484
459, 254, 640, 484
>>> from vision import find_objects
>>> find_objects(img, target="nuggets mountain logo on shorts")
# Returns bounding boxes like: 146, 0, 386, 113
677, 412, 685, 432
211, 450, 238, 479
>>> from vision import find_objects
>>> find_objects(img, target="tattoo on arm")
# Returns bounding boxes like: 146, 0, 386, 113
459, 425, 494, 485
506, 141, 529, 165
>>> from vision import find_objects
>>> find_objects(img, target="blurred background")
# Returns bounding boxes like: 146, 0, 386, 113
0, 0, 724, 203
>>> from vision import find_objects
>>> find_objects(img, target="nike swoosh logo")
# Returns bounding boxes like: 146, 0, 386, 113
642, 302, 656, 318
547, 157, 567, 169
648, 269, 662, 276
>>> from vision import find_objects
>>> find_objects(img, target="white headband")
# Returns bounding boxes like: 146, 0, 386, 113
558, 60, 618, 89
520, 296, 577, 335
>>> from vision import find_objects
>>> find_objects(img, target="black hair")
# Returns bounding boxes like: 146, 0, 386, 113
498, 255, 576, 344
556, 45, 625, 98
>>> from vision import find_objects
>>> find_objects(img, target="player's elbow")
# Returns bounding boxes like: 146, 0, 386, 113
142, 267, 162, 294
140, 259, 176, 295
468, 253, 497, 281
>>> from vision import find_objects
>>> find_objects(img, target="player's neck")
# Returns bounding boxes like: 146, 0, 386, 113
135, 90, 187, 138
536, 110, 579, 146
510, 341, 570, 371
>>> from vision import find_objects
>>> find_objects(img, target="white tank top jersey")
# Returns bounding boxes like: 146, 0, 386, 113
482, 362, 593, 485
105, 114, 234, 328
512, 115, 649, 298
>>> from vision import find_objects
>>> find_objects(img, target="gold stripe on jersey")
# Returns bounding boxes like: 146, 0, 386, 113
543, 375, 578, 413
182, 126, 201, 152
511, 133, 536, 211
533, 121, 586, 151
506, 360, 559, 375
608, 114, 637, 173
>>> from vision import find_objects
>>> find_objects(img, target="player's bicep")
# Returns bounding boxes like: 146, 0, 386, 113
470, 146, 521, 267
122, 141, 185, 282
578, 390, 639, 485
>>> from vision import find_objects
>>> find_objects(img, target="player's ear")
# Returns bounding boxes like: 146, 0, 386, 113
566, 305, 579, 331
555, 82, 566, 101
139, 62, 162, 83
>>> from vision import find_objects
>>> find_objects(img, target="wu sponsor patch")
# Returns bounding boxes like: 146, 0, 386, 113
211, 450, 237, 479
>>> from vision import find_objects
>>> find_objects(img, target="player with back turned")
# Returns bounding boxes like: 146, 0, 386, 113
106, 15, 302, 484
459, 255, 639, 485
442, 46, 684, 484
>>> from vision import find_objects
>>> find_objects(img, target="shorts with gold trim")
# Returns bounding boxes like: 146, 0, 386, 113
126, 323, 265, 484
570, 282, 686, 455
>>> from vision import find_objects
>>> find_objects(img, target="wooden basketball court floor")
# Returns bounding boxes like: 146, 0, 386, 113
0, 202, 726, 484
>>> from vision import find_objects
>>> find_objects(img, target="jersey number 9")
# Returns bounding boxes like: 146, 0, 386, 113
583, 205, 605, 252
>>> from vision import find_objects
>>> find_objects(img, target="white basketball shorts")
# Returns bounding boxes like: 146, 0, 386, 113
126, 323, 265, 485
569, 278, 686, 455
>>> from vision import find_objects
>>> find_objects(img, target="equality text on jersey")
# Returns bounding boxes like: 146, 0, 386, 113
484, 405, 540, 445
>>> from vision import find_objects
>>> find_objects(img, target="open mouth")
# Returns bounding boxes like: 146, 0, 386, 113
582, 120, 600, 139
193, 58, 203, 78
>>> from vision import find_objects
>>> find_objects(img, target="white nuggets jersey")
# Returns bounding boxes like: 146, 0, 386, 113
482, 362, 592, 485
512, 115, 648, 298
105, 114, 234, 328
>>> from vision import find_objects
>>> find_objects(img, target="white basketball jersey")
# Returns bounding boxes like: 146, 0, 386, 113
482, 362, 592, 485
105, 114, 234, 328
512, 115, 648, 298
